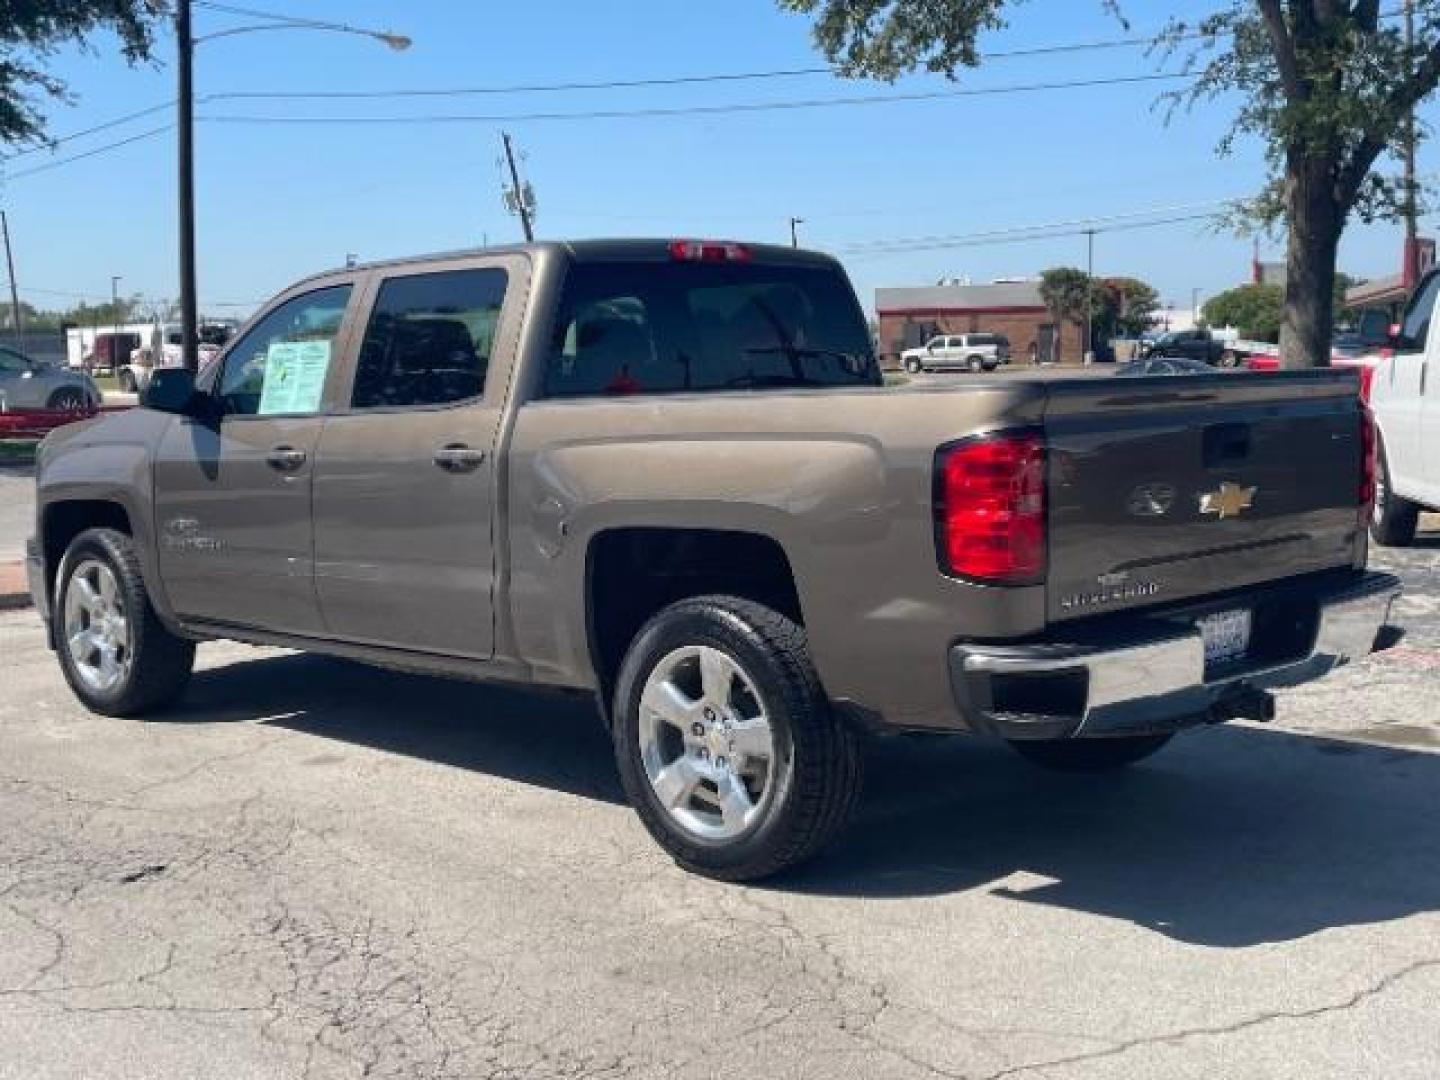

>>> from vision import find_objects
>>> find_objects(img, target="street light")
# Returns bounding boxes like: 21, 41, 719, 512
111, 275, 121, 356
175, 1, 411, 370
789, 216, 805, 249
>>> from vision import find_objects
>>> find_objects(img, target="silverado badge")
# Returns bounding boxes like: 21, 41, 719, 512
1199, 481, 1256, 520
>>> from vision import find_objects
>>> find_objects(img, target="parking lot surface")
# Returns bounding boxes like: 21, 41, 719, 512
2, 536, 1438, 1079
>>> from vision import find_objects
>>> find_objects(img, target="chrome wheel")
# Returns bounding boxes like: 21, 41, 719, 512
62, 559, 131, 693
637, 645, 778, 841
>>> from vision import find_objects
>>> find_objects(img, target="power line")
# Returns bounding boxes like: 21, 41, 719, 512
202, 33, 1199, 101
841, 212, 1221, 259
1, 125, 174, 181
200, 72, 1190, 126
840, 199, 1237, 252
0, 102, 173, 161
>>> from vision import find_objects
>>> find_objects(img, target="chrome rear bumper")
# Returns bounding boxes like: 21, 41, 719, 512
949, 571, 1402, 740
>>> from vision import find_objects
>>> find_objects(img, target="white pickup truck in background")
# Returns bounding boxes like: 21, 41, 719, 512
1369, 269, 1440, 545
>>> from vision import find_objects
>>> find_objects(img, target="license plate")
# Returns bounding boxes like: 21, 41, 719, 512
1198, 608, 1252, 665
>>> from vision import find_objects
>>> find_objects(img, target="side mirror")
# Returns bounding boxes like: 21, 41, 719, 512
143, 367, 206, 417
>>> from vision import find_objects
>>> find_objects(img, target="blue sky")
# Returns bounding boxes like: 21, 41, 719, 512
2, 0, 1436, 319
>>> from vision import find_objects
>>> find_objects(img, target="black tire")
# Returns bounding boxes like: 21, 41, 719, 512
904, 357, 922, 374
1219, 350, 1239, 368
54, 528, 195, 717
47, 387, 87, 412
612, 595, 862, 881
118, 370, 137, 394
1370, 438, 1419, 547
967, 355, 984, 372
1009, 733, 1174, 773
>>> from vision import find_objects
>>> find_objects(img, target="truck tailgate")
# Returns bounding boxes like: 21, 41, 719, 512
1042, 371, 1364, 624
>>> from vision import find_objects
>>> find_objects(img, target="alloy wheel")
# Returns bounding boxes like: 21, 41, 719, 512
637, 645, 778, 841
63, 559, 132, 693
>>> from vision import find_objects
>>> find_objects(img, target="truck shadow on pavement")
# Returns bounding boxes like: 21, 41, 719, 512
784, 725, 1440, 947
170, 652, 1440, 949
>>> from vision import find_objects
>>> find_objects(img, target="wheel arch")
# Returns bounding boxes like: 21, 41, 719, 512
584, 526, 803, 717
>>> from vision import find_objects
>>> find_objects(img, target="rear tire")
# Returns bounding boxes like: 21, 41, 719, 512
612, 595, 862, 881
1219, 350, 1239, 368
1009, 734, 1173, 773
46, 387, 87, 412
55, 528, 195, 717
967, 355, 984, 372
1370, 438, 1419, 547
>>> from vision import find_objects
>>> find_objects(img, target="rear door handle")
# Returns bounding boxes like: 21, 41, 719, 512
433, 443, 486, 473
265, 445, 307, 472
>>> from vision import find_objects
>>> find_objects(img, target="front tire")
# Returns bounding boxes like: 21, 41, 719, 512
612, 595, 862, 881
55, 528, 195, 717
904, 357, 922, 374
1010, 734, 1173, 773
1370, 438, 1419, 547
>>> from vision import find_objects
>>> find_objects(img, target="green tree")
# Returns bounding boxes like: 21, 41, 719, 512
1202, 283, 1285, 340
1102, 276, 1160, 338
779, 1, 1440, 369
1, 1, 166, 145
1039, 266, 1094, 358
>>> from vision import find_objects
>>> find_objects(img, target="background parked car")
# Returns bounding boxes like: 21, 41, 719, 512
1115, 356, 1225, 377
1139, 328, 1233, 365
80, 331, 141, 375
0, 344, 101, 411
901, 332, 1009, 373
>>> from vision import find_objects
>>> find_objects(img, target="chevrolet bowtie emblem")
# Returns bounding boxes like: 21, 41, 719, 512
1199, 481, 1256, 519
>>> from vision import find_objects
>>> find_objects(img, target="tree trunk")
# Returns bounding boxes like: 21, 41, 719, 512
1279, 155, 1342, 369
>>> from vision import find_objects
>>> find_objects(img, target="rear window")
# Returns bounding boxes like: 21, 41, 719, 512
544, 261, 879, 397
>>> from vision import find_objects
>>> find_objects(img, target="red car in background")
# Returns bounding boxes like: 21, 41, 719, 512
1247, 333, 1385, 401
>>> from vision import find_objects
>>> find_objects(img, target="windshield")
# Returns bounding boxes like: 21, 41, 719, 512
545, 260, 879, 396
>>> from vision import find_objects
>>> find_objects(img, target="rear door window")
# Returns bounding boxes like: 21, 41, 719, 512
351, 267, 507, 409
544, 261, 878, 397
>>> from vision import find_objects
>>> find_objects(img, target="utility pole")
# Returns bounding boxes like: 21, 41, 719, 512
1084, 228, 1096, 365
111, 275, 122, 347
501, 132, 535, 242
1, 211, 22, 339
789, 216, 804, 248
1404, 0, 1420, 289
177, 0, 199, 372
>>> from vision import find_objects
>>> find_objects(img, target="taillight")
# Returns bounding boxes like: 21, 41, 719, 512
1357, 364, 1376, 403
668, 239, 751, 263
1359, 405, 1377, 522
935, 430, 1047, 584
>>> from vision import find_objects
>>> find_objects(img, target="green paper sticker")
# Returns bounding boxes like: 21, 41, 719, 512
257, 340, 331, 415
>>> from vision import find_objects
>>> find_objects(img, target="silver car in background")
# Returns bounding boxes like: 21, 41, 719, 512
0, 345, 101, 411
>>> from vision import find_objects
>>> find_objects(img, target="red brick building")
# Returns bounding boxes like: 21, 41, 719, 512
875, 281, 1083, 368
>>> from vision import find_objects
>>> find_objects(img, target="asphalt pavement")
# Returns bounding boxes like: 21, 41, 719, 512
0, 462, 35, 566
1, 537, 1438, 1079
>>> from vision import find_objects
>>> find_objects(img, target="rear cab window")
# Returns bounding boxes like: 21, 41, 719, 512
544, 259, 879, 397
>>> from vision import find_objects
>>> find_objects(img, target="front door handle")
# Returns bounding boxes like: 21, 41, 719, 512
265, 445, 307, 472
433, 443, 486, 473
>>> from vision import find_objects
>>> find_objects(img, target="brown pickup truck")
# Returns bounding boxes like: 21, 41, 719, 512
27, 240, 1401, 880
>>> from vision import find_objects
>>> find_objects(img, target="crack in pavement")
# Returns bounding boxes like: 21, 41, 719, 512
974, 956, 1440, 1080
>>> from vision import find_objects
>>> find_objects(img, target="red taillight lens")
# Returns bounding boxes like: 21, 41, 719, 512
936, 431, 1047, 583
1357, 364, 1377, 403
1359, 405, 1377, 521
668, 239, 751, 263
